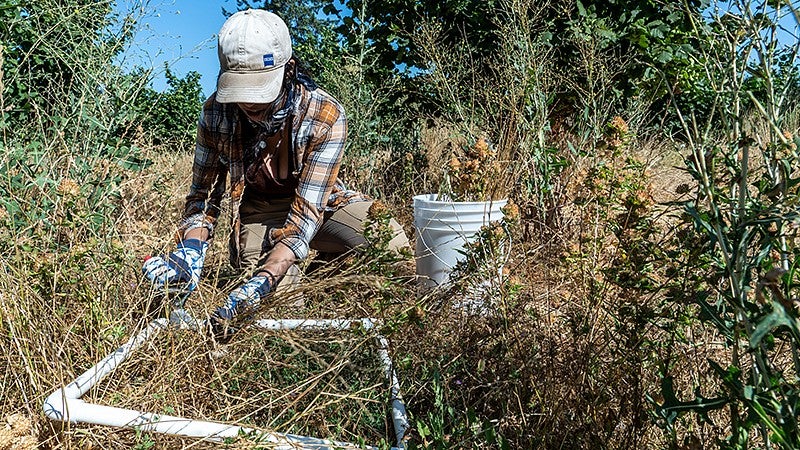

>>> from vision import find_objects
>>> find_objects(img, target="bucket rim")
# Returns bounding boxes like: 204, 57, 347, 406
412, 193, 508, 207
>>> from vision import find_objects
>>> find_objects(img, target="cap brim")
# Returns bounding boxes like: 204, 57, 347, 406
216, 66, 285, 104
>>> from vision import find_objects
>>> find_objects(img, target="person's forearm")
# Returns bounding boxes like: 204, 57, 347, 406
258, 243, 296, 282
184, 227, 210, 241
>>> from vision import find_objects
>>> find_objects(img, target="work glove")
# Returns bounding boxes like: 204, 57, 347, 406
143, 239, 208, 294
207, 274, 273, 342
213, 274, 273, 320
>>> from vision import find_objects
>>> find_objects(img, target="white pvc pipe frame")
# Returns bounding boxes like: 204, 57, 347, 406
43, 317, 409, 449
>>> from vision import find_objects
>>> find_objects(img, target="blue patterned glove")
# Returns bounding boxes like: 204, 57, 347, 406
213, 275, 273, 320
143, 239, 208, 294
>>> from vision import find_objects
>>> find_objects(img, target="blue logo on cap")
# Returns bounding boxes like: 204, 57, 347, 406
263, 54, 274, 67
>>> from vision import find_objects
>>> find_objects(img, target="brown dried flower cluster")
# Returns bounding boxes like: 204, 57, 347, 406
603, 116, 630, 150
501, 199, 520, 225
57, 178, 80, 198
446, 136, 504, 201
367, 200, 390, 220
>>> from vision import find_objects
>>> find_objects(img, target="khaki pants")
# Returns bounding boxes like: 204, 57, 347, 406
230, 197, 408, 292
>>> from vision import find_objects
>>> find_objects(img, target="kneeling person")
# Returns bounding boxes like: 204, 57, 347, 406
143, 9, 407, 334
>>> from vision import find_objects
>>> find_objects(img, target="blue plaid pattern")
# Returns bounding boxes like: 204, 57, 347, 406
143, 238, 208, 293
214, 275, 272, 320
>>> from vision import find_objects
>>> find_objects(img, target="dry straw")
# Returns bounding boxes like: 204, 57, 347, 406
0, 413, 37, 450
1, 43, 5, 146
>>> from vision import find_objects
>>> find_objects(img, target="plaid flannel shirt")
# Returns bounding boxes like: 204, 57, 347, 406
178, 84, 366, 260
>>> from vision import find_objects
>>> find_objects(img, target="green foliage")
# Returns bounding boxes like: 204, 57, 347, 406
0, 0, 179, 323
133, 66, 204, 148
133, 428, 156, 450
3, 0, 800, 448
649, 2, 800, 448
0, 0, 203, 266
0, 0, 133, 125
410, 370, 510, 449
563, 1, 707, 95
335, 0, 501, 83
317, 0, 712, 126
449, 203, 518, 287
360, 201, 413, 277
345, 201, 414, 320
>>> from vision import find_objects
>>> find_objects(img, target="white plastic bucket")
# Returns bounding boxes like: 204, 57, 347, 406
413, 194, 507, 288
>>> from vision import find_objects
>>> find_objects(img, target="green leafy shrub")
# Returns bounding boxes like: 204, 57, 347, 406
133, 66, 204, 149
649, 2, 800, 448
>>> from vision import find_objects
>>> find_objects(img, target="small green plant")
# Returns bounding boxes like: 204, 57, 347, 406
449, 201, 520, 280
133, 65, 205, 149
349, 200, 416, 325
361, 200, 413, 276
133, 428, 156, 450
410, 370, 510, 449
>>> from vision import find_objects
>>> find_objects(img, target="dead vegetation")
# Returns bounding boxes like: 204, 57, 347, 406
2, 0, 800, 448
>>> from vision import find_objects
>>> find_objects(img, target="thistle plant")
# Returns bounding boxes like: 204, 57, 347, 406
651, 2, 800, 448
447, 201, 521, 309
602, 116, 632, 151
361, 200, 413, 277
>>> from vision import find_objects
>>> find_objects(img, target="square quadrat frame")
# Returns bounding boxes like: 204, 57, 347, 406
44, 315, 409, 450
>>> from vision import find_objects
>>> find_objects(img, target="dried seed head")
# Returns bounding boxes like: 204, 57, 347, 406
767, 222, 779, 234
412, 305, 426, 320
603, 116, 630, 150
57, 179, 80, 197
448, 157, 461, 171
367, 200, 389, 219
610, 116, 628, 134
501, 200, 520, 223
782, 130, 797, 151
636, 189, 654, 208
474, 137, 489, 153
492, 223, 505, 240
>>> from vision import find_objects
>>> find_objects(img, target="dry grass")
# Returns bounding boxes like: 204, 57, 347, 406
0, 146, 421, 449
3, 0, 800, 448
0, 117, 777, 450
86, 328, 389, 445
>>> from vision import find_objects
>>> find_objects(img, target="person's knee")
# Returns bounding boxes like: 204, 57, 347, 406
386, 218, 410, 253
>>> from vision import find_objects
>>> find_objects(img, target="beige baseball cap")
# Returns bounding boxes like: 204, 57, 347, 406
216, 9, 292, 104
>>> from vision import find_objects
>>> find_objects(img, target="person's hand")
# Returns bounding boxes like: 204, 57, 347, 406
142, 239, 208, 294
213, 274, 274, 321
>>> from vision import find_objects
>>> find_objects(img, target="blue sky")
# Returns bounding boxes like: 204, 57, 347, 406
116, 0, 237, 97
